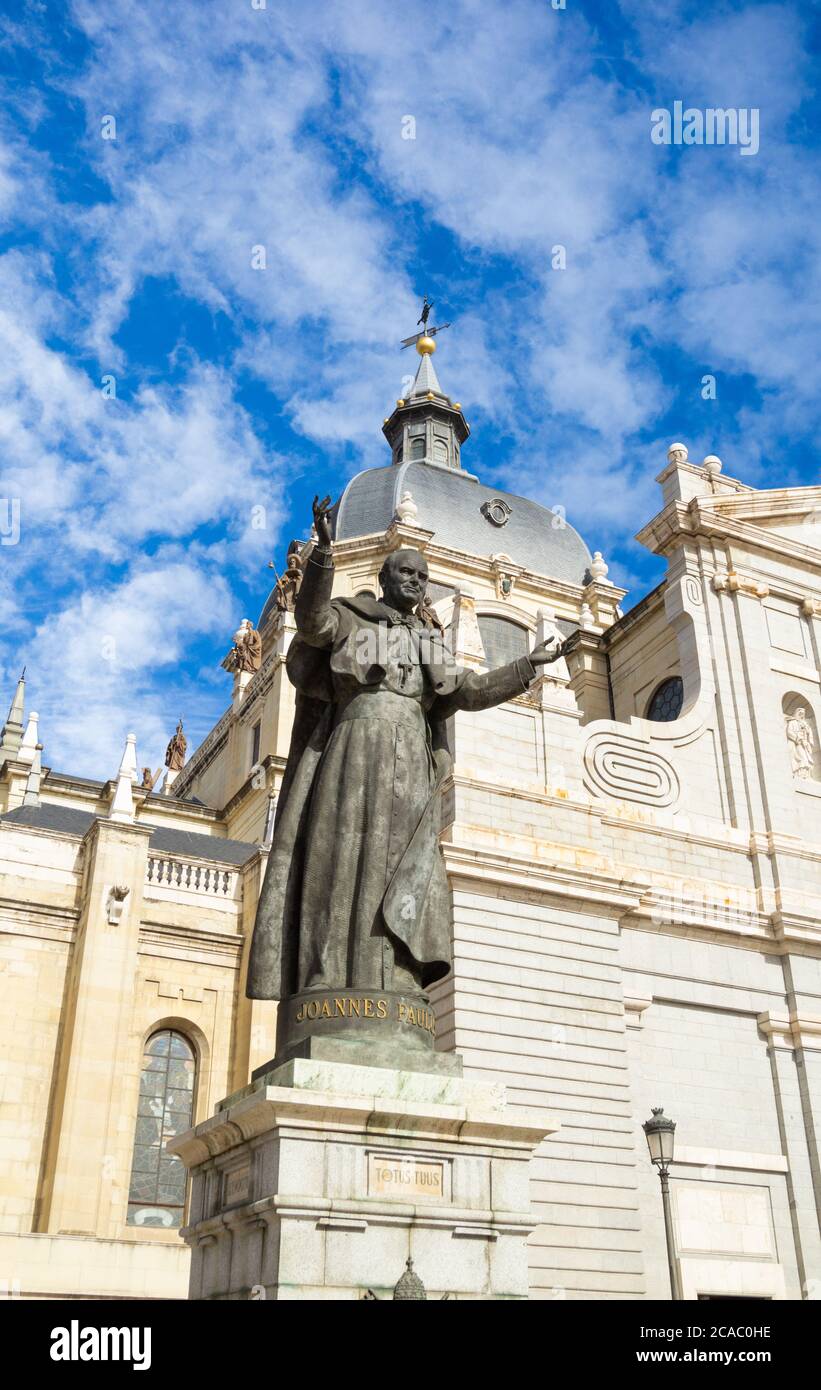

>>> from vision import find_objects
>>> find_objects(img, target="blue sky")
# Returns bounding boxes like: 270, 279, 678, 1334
0, 0, 819, 777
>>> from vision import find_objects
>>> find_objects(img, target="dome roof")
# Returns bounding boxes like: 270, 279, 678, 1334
259, 344, 593, 628
332, 459, 592, 583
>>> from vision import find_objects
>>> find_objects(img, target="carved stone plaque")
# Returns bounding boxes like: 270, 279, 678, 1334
222, 1163, 251, 1208
367, 1153, 445, 1200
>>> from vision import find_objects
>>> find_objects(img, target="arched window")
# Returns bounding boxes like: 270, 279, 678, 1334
477, 615, 529, 669
409, 436, 425, 460
126, 1029, 196, 1229
646, 676, 683, 722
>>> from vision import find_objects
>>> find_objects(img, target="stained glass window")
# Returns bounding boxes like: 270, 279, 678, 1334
646, 676, 684, 722
126, 1030, 196, 1229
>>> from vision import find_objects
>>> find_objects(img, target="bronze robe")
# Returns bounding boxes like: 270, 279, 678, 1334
246, 548, 537, 1000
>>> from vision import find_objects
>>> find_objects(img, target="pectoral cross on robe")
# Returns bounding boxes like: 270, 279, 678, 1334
395, 623, 415, 687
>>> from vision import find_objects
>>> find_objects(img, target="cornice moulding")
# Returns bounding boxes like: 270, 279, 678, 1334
443, 841, 645, 914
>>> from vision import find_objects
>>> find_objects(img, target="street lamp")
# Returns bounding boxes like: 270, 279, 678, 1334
643, 1107, 682, 1300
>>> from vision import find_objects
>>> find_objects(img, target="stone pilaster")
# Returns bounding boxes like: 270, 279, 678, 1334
450, 587, 486, 669
758, 1010, 821, 1294
563, 630, 611, 723
36, 818, 152, 1238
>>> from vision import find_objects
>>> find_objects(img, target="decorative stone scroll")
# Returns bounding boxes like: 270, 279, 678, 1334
583, 733, 680, 807
684, 575, 703, 607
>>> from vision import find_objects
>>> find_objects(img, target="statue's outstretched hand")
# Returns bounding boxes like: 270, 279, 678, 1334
312, 494, 333, 549
529, 636, 565, 666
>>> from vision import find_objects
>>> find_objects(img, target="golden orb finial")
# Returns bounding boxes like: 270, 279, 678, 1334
416, 335, 436, 356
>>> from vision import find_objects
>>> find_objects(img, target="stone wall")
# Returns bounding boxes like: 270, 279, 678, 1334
432, 868, 646, 1299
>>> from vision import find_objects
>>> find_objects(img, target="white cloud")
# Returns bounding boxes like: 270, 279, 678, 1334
21, 559, 235, 777
0, 0, 819, 777
0, 247, 285, 775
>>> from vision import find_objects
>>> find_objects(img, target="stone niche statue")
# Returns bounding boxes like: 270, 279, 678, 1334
786, 705, 815, 780
270, 541, 303, 614
165, 720, 187, 772
246, 496, 565, 1068
222, 618, 262, 675
418, 590, 445, 637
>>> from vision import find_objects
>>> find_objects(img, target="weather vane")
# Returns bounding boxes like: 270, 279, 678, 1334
400, 296, 451, 354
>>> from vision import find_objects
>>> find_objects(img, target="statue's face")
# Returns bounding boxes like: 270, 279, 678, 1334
381, 549, 428, 614
797, 708, 806, 718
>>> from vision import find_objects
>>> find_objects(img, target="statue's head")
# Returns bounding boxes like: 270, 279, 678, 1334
797, 707, 806, 719
379, 548, 428, 615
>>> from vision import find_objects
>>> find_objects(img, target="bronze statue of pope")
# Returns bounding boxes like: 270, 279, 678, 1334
246, 496, 564, 1003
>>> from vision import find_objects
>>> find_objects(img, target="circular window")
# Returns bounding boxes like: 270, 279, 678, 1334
646, 676, 683, 722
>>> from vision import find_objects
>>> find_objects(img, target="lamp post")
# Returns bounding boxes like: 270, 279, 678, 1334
643, 1107, 682, 1300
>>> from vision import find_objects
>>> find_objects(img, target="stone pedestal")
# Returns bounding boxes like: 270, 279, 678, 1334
169, 1058, 558, 1300
270, 986, 462, 1075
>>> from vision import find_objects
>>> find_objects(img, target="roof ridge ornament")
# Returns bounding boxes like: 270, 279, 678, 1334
0, 666, 26, 759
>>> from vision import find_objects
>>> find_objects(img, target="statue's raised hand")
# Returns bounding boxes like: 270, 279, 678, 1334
312, 494, 333, 549
529, 636, 565, 666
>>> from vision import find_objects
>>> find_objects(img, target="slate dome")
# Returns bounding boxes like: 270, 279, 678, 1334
259, 340, 592, 630
332, 458, 592, 583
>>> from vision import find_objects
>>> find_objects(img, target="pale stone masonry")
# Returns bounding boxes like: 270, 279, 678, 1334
171, 1059, 559, 1300
1, 357, 820, 1298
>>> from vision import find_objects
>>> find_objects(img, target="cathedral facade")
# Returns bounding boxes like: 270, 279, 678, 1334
2, 344, 820, 1300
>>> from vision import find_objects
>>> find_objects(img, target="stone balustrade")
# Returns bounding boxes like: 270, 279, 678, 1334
146, 854, 237, 898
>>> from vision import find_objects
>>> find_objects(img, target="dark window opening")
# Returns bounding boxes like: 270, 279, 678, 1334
646, 676, 683, 722
477, 615, 529, 669
126, 1030, 196, 1229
